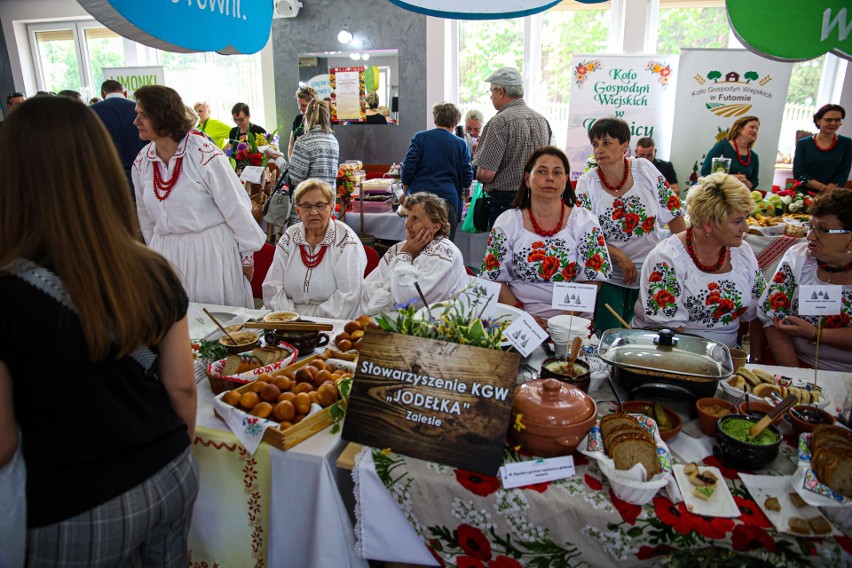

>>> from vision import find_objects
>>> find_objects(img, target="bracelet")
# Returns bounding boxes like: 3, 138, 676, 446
808, 327, 822, 345
514, 300, 524, 309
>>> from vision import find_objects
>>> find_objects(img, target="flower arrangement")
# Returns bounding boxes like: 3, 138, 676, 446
335, 167, 358, 214
761, 179, 814, 215
226, 131, 280, 174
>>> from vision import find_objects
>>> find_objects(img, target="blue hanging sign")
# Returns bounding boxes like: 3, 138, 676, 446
77, 0, 272, 54
386, 0, 561, 20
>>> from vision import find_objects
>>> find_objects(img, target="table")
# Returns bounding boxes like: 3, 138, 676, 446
341, 210, 489, 269
187, 303, 367, 568
351, 357, 852, 567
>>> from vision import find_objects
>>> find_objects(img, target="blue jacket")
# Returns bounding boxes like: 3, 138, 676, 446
401, 128, 473, 221
91, 96, 147, 187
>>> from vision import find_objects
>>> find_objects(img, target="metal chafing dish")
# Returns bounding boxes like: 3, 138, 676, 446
598, 328, 733, 401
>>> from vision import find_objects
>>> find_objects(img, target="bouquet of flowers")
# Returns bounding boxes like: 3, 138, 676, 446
765, 179, 814, 215
226, 131, 280, 174
336, 167, 358, 214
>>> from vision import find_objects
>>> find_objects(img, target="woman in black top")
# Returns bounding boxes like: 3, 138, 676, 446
0, 96, 198, 567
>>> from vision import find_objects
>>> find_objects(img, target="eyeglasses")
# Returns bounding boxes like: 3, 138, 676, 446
489, 87, 501, 95
297, 202, 330, 212
822, 118, 843, 123
806, 223, 851, 236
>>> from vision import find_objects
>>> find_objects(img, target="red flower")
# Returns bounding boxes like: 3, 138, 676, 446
825, 312, 851, 328
612, 209, 625, 220
609, 488, 641, 525
701, 456, 744, 480
427, 540, 446, 567
731, 524, 776, 553
769, 292, 791, 312
836, 535, 852, 554
613, 199, 624, 208
660, 67, 671, 77
458, 557, 486, 568
652, 496, 695, 535
714, 298, 736, 317
649, 271, 663, 283
454, 470, 500, 497
584, 474, 602, 491
585, 254, 604, 271
531, 241, 545, 249
734, 496, 772, 529
641, 217, 655, 233
636, 545, 674, 560
457, 524, 492, 561
772, 272, 786, 283
249, 153, 263, 166
708, 282, 719, 291
484, 254, 500, 272
692, 515, 735, 539
488, 556, 522, 568
539, 256, 560, 280
730, 307, 747, 320
623, 213, 640, 233
561, 262, 577, 281
705, 291, 722, 305
576, 66, 587, 76
667, 195, 681, 210
520, 481, 551, 493
597, 235, 605, 246
653, 289, 676, 308
528, 250, 546, 263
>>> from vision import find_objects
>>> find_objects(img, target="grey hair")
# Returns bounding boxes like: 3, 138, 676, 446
500, 84, 524, 98
465, 109, 484, 122
400, 192, 450, 238
293, 178, 335, 205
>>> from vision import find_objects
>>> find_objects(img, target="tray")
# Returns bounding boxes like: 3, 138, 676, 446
352, 196, 393, 213
739, 473, 843, 537
673, 464, 738, 517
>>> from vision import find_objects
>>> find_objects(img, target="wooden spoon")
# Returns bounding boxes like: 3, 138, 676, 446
566, 336, 583, 375
203, 307, 238, 344
749, 394, 797, 438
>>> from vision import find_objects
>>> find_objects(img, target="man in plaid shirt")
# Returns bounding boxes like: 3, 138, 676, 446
472, 67, 552, 229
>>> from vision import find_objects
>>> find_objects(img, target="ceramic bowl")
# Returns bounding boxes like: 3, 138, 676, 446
265, 320, 329, 354
614, 400, 682, 441
787, 406, 836, 437
540, 357, 591, 392
262, 311, 300, 323
714, 414, 781, 469
737, 400, 784, 427
695, 397, 736, 437
218, 331, 261, 354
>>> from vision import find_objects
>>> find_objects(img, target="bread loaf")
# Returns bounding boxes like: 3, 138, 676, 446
811, 425, 852, 498
610, 437, 660, 479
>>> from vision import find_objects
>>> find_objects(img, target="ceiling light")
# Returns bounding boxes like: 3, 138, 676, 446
350, 52, 361, 61
361, 53, 370, 61
337, 25, 353, 44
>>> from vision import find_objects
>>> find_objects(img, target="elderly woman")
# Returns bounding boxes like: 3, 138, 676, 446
401, 102, 473, 240
287, 86, 316, 158
262, 179, 366, 318
364, 91, 387, 124
193, 101, 231, 148
575, 118, 685, 333
793, 104, 851, 195
757, 189, 852, 370
464, 108, 484, 155
481, 146, 611, 323
700, 116, 761, 189
633, 173, 766, 347
132, 85, 265, 307
361, 193, 469, 316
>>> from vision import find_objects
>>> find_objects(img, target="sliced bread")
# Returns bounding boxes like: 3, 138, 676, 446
610, 437, 660, 479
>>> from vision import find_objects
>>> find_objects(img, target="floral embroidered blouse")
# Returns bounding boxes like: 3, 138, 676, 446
575, 158, 683, 288
633, 235, 766, 347
480, 207, 612, 319
757, 242, 852, 370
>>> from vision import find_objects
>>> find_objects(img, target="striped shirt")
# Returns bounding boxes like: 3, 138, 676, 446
472, 99, 551, 193
288, 127, 340, 188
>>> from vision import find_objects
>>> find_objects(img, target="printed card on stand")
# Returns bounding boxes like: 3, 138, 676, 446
551, 282, 598, 312
504, 312, 548, 358
239, 165, 265, 184
798, 285, 841, 316
459, 278, 502, 320
500, 456, 576, 489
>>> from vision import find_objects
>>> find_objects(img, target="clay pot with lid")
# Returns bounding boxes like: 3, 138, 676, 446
511, 378, 598, 458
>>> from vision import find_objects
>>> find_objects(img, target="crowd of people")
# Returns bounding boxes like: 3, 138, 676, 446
1, 64, 851, 565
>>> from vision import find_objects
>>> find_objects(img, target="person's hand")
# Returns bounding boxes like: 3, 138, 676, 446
733, 173, 752, 189
772, 315, 815, 340
242, 265, 254, 282
616, 256, 637, 285
264, 147, 283, 160
533, 315, 548, 330
400, 227, 435, 257
825, 183, 838, 192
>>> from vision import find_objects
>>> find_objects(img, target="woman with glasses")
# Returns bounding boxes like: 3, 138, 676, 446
132, 85, 265, 308
360, 193, 469, 316
262, 179, 366, 318
757, 189, 852, 370
700, 116, 761, 189
480, 146, 611, 325
633, 173, 766, 348
575, 118, 686, 334
793, 104, 851, 195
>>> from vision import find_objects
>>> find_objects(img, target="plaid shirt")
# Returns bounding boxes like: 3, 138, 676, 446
472, 99, 551, 193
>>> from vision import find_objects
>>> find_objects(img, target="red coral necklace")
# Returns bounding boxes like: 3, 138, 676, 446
299, 244, 328, 268
732, 140, 751, 166
596, 157, 629, 192
686, 228, 727, 272
152, 157, 184, 201
528, 204, 565, 237
813, 135, 837, 153
818, 260, 852, 273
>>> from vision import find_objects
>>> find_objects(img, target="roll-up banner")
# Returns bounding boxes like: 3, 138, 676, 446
565, 54, 679, 182
668, 49, 793, 191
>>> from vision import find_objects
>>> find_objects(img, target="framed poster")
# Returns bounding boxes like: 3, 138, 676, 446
329, 66, 365, 123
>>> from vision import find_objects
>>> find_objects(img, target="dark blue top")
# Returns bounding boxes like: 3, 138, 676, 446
91, 96, 147, 176
401, 128, 473, 221
793, 135, 852, 187
700, 139, 760, 189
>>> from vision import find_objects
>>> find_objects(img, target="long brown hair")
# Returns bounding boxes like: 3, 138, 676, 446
727, 115, 760, 149
512, 146, 576, 209
0, 97, 185, 359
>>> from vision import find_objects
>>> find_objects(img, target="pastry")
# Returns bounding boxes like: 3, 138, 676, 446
764, 496, 781, 512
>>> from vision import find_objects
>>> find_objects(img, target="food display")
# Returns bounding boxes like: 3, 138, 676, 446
333, 314, 374, 352
219, 330, 261, 353
715, 414, 782, 469
720, 417, 778, 445
601, 414, 660, 477
724, 367, 823, 405
539, 357, 591, 392
809, 424, 852, 499
683, 462, 719, 500
221, 346, 294, 375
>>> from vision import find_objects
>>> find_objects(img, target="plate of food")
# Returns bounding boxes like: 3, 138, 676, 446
673, 463, 738, 517
720, 367, 830, 409
739, 473, 842, 537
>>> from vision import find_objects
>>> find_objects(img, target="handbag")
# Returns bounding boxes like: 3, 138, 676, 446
263, 187, 292, 226
462, 183, 490, 234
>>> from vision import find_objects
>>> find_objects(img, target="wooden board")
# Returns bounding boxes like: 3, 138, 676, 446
341, 329, 520, 475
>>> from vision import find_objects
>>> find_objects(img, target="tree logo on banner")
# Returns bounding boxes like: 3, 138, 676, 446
690, 68, 773, 119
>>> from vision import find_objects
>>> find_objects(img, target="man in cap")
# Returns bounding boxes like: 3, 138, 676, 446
473, 67, 552, 228
91, 80, 147, 197
634, 136, 679, 193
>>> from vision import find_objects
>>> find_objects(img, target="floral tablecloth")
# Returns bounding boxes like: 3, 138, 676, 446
355, 434, 851, 567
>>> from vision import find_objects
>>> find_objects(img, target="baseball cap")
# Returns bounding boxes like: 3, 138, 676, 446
485, 67, 522, 86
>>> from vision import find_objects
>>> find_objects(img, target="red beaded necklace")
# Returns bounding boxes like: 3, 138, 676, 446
528, 204, 565, 237
299, 244, 328, 269
818, 260, 852, 273
596, 157, 629, 192
152, 156, 184, 201
685, 228, 727, 273
813, 134, 838, 153
732, 140, 751, 167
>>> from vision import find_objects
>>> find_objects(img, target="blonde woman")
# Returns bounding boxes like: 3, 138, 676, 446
193, 101, 231, 148
700, 115, 761, 189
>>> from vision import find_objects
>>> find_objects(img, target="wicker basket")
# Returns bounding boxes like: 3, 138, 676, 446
205, 343, 297, 394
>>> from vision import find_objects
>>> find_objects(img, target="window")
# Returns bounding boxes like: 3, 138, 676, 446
778, 56, 827, 161
656, 2, 732, 55
30, 26, 84, 94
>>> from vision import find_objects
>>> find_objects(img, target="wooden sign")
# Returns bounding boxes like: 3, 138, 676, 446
342, 329, 520, 475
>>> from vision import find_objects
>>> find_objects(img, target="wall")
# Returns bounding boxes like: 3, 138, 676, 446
271, 0, 426, 164
0, 20, 15, 121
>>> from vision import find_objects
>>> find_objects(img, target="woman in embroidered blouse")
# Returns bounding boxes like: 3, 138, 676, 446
132, 85, 265, 308
575, 118, 685, 333
481, 146, 612, 324
361, 192, 469, 316
700, 116, 761, 190
757, 189, 852, 370
263, 179, 366, 318
793, 104, 851, 195
633, 173, 766, 348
